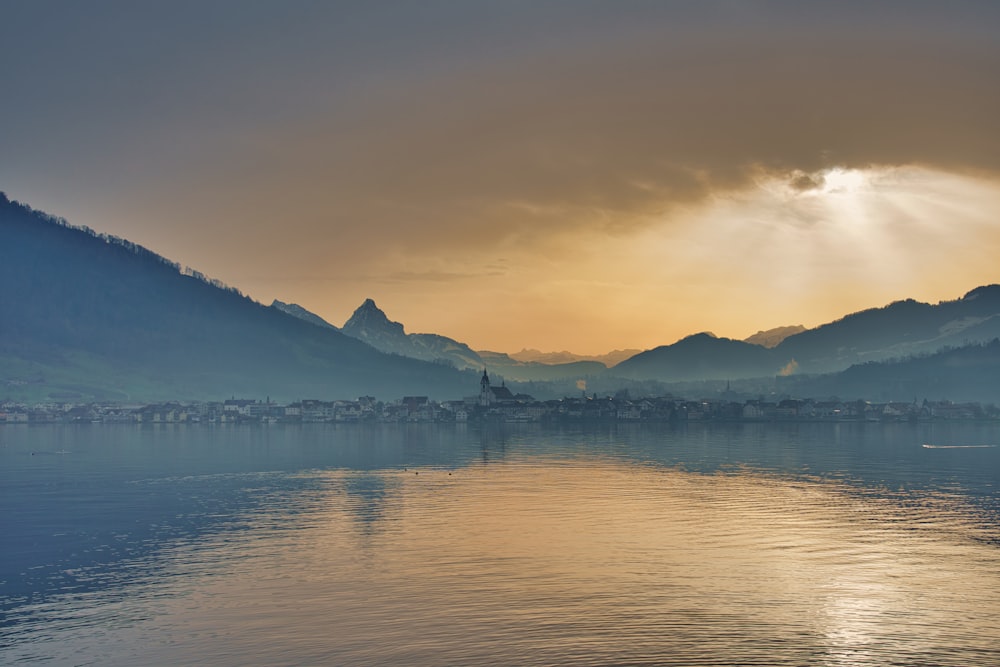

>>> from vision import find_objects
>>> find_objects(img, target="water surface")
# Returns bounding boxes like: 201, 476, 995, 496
2, 422, 999, 665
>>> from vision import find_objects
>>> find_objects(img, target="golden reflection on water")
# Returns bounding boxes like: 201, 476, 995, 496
125, 457, 1000, 666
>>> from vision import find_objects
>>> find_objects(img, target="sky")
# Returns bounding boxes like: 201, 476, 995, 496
3, 1, 1000, 355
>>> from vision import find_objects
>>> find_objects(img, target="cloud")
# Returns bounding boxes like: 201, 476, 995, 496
9, 4, 997, 255
3, 3, 999, 352
789, 172, 825, 193
179, 3, 1000, 267
382, 269, 507, 283
778, 360, 800, 377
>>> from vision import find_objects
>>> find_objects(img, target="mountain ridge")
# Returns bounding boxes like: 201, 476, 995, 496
339, 299, 484, 371
743, 325, 807, 348
337, 298, 616, 382
508, 348, 642, 366
0, 193, 473, 402
4, 191, 1000, 401
271, 300, 338, 331
780, 338, 1000, 404
611, 287, 1000, 382
773, 287, 1000, 373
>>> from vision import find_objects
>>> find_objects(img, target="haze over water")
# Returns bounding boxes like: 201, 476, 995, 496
3, 422, 999, 665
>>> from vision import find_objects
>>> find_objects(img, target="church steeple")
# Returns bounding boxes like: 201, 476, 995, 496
480, 369, 491, 407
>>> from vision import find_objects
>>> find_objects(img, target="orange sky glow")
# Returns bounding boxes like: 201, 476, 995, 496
2, 3, 998, 354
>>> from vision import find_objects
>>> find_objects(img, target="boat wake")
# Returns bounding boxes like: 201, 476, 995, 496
922, 444, 997, 449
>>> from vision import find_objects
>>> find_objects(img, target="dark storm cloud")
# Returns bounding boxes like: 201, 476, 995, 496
2, 1, 998, 259
187, 1, 1000, 256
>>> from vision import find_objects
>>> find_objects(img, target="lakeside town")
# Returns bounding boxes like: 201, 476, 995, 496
2, 371, 998, 424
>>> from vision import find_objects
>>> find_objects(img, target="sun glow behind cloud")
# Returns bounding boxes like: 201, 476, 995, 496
3, 3, 999, 355
612, 166, 1000, 346
303, 165, 1000, 355
789, 167, 869, 197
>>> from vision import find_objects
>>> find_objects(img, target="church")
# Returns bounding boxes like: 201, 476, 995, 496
479, 369, 515, 407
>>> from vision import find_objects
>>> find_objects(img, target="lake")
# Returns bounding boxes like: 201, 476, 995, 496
2, 421, 999, 665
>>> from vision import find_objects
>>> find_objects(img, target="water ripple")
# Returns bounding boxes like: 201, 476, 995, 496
2, 424, 999, 666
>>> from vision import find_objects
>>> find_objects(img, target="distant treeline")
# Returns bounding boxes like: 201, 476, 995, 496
0, 192, 243, 298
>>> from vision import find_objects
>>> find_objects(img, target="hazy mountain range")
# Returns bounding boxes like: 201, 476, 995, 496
507, 348, 643, 366
340, 298, 484, 371
284, 288, 1000, 393
612, 287, 1000, 383
3, 191, 1000, 403
742, 325, 807, 349
1, 194, 474, 402
271, 297, 614, 382
783, 339, 1000, 404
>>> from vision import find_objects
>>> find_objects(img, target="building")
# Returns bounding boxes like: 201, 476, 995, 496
479, 369, 516, 407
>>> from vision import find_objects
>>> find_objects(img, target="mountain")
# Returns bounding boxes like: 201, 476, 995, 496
614, 288, 1000, 383
341, 299, 406, 342
271, 300, 338, 330
773, 287, 1000, 374
6, 191, 999, 401
508, 348, 642, 366
477, 350, 607, 382
335, 283, 1000, 388
743, 325, 806, 348
0, 193, 473, 402
780, 339, 1000, 404
340, 299, 485, 370
338, 299, 610, 383
613, 333, 780, 381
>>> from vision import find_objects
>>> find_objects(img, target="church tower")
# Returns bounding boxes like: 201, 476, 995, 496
480, 369, 491, 407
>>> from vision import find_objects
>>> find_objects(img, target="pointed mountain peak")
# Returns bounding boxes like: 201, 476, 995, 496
349, 298, 390, 322
342, 298, 406, 339
336, 298, 483, 369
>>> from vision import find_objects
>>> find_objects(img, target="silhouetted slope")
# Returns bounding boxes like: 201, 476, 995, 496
614, 288, 1000, 382
743, 325, 806, 348
339, 299, 612, 381
783, 339, 1000, 403
0, 193, 472, 401
774, 287, 1000, 373
613, 333, 779, 381
271, 300, 338, 330
507, 348, 642, 366
477, 351, 607, 382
